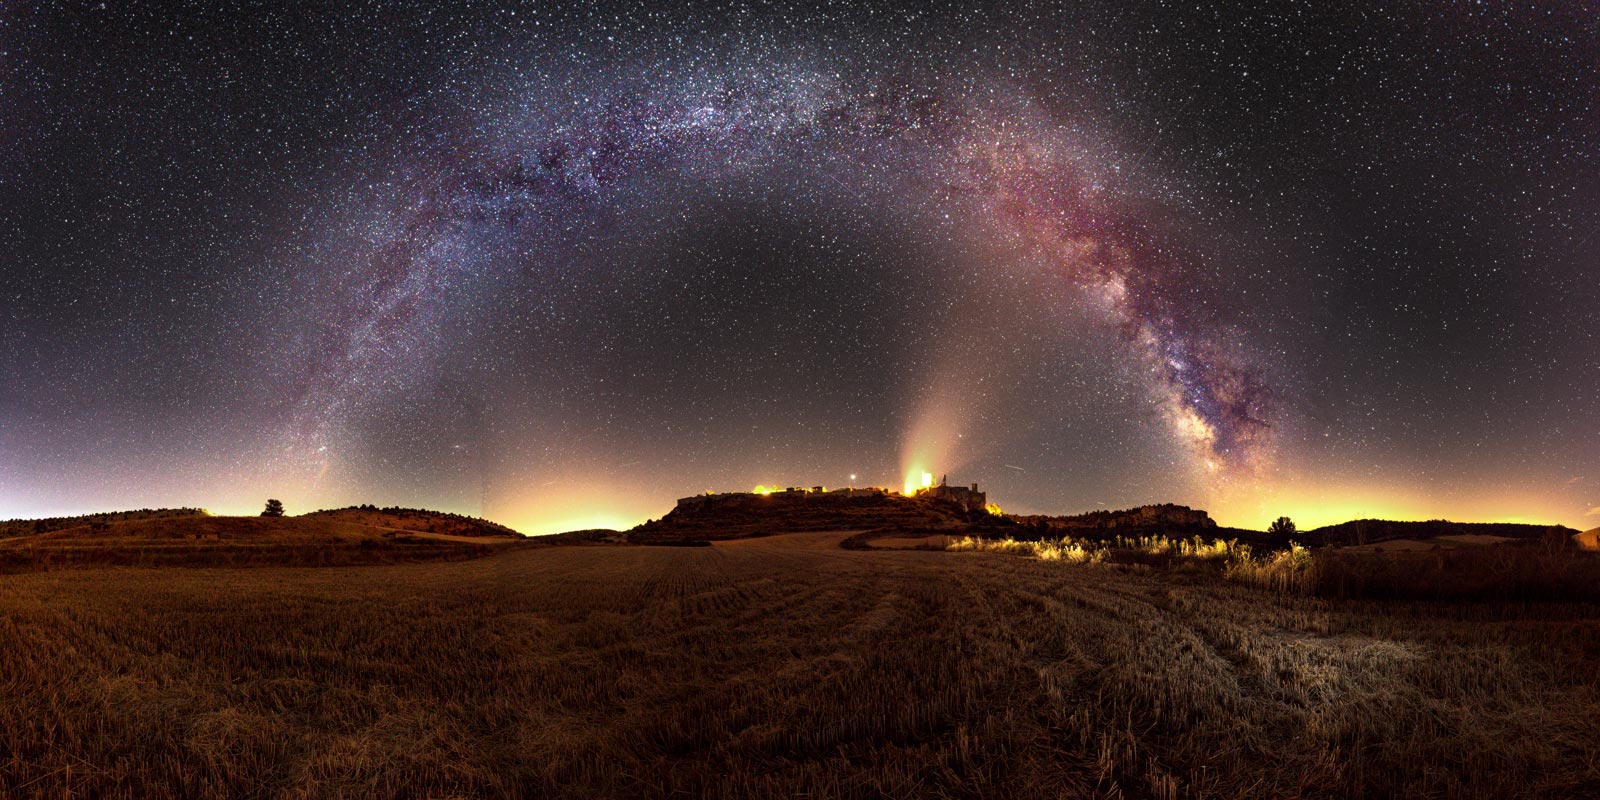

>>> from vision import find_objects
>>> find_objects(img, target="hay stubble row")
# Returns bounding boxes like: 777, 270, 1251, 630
2, 529, 1596, 798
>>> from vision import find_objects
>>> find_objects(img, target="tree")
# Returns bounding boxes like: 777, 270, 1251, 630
261, 499, 285, 518
1267, 516, 1296, 547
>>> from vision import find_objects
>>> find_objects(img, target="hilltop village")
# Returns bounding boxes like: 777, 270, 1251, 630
636, 473, 1239, 545
674, 475, 990, 514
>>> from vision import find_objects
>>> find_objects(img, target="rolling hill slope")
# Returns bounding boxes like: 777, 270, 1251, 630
0, 509, 525, 571
1301, 518, 1576, 548
0, 507, 209, 539
300, 505, 525, 538
1575, 527, 1600, 551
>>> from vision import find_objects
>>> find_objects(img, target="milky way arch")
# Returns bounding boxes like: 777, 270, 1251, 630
285, 61, 1272, 479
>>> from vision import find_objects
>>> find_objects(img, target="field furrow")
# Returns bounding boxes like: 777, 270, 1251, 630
2, 533, 1598, 798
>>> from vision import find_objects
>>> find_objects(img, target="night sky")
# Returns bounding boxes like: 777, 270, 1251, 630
3, 2, 1597, 534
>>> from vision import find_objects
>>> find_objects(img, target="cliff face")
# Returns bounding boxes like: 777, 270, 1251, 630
1104, 505, 1216, 529
635, 491, 971, 543
1014, 504, 1217, 532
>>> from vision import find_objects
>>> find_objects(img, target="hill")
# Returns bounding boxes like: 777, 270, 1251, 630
0, 507, 209, 539
0, 511, 524, 572
1300, 518, 1577, 548
630, 489, 983, 543
301, 505, 525, 538
1009, 504, 1228, 538
1575, 527, 1600, 551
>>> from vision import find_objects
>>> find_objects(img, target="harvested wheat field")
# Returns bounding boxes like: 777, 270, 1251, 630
3, 530, 1598, 799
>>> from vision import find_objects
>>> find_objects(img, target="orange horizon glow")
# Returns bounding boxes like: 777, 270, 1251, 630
24, 456, 1585, 538
14, 479, 1590, 538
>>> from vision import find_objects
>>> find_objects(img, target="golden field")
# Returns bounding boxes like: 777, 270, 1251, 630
2, 529, 1598, 798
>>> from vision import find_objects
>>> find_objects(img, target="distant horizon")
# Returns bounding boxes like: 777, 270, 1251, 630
7, 485, 1592, 537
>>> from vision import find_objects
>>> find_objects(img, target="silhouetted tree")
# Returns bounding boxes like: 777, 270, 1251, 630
261, 499, 285, 518
1542, 526, 1573, 556
1268, 516, 1296, 547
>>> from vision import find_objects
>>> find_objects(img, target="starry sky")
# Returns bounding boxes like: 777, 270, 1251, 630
3, 2, 1597, 534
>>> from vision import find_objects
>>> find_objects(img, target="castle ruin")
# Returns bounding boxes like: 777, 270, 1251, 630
915, 474, 987, 513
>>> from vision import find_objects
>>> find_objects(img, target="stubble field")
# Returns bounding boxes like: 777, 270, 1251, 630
2, 530, 1597, 798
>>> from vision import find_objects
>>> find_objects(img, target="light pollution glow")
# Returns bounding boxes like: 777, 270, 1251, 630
3, 451, 1587, 536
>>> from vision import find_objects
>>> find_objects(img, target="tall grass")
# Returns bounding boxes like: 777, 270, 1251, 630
1313, 544, 1600, 602
951, 532, 1600, 602
948, 533, 1271, 579
948, 534, 1105, 563
1224, 543, 1316, 594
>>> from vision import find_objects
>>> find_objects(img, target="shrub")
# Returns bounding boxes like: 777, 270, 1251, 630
1225, 543, 1315, 594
